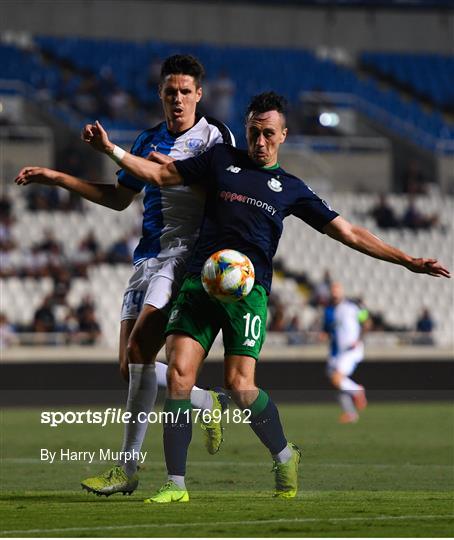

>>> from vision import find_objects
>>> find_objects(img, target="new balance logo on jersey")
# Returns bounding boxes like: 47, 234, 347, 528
242, 338, 256, 347
226, 165, 241, 173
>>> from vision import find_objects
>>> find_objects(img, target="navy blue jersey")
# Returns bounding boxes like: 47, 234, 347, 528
174, 144, 338, 292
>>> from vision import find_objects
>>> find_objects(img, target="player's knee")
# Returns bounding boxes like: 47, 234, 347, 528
330, 371, 343, 389
224, 371, 254, 393
166, 363, 194, 397
126, 334, 147, 364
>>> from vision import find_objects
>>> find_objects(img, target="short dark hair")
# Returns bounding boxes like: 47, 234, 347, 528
246, 92, 287, 119
160, 54, 205, 87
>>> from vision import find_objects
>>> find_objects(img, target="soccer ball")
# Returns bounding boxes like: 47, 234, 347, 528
201, 249, 255, 303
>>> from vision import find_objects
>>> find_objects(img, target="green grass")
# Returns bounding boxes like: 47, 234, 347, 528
1, 402, 453, 537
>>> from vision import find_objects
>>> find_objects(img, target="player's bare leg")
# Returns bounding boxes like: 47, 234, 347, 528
330, 370, 366, 424
119, 318, 136, 381
224, 355, 301, 498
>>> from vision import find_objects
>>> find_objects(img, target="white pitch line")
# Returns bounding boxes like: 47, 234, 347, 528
1, 514, 453, 535
1, 458, 452, 468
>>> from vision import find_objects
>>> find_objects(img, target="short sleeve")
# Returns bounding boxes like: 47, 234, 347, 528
174, 144, 217, 189
290, 183, 338, 232
117, 134, 147, 193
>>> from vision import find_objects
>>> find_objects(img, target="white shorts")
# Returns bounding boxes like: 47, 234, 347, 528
120, 256, 188, 321
326, 343, 364, 377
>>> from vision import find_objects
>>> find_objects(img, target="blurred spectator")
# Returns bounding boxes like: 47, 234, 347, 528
416, 308, 435, 333
106, 235, 133, 264
23, 246, 49, 278
0, 313, 18, 348
62, 308, 80, 344
402, 196, 438, 230
72, 230, 102, 275
311, 269, 332, 307
370, 194, 400, 229
80, 230, 101, 259
26, 184, 62, 211
77, 305, 101, 345
415, 307, 435, 345
37, 229, 62, 254
76, 295, 96, 321
33, 295, 56, 333
268, 303, 286, 332
285, 315, 304, 345
401, 160, 429, 194
51, 267, 72, 304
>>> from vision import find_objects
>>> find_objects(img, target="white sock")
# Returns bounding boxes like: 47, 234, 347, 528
338, 391, 357, 414
118, 363, 157, 477
168, 475, 186, 489
273, 444, 292, 463
155, 361, 213, 411
339, 376, 361, 393
190, 387, 213, 411
155, 361, 168, 387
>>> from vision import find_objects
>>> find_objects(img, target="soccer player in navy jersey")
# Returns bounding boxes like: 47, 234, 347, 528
19, 92, 450, 502
15, 55, 234, 496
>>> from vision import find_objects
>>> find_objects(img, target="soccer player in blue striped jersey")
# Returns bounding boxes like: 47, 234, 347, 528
324, 282, 370, 424
15, 55, 234, 496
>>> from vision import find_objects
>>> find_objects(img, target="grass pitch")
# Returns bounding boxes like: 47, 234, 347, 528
1, 402, 453, 537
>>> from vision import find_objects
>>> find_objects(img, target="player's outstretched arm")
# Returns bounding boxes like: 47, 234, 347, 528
323, 216, 451, 278
82, 121, 182, 187
14, 167, 135, 211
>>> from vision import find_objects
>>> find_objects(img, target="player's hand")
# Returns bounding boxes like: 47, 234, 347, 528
81, 120, 114, 154
146, 151, 174, 165
15, 166, 60, 186
405, 258, 451, 278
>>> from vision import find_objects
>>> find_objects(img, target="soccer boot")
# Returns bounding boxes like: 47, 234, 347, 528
81, 465, 138, 496
199, 388, 229, 455
353, 386, 368, 411
338, 412, 359, 424
144, 480, 189, 503
272, 442, 302, 499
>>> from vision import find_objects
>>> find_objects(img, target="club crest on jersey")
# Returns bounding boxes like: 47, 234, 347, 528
267, 178, 282, 192
184, 138, 206, 155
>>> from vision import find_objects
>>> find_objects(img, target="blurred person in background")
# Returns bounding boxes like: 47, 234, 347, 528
370, 194, 400, 230
0, 313, 18, 348
323, 282, 370, 424
415, 307, 435, 345
32, 294, 57, 334
77, 304, 102, 345
15, 54, 235, 497
105, 234, 133, 264
402, 195, 438, 231
310, 269, 333, 307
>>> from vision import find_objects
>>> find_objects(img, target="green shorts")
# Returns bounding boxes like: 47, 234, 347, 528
165, 274, 268, 360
